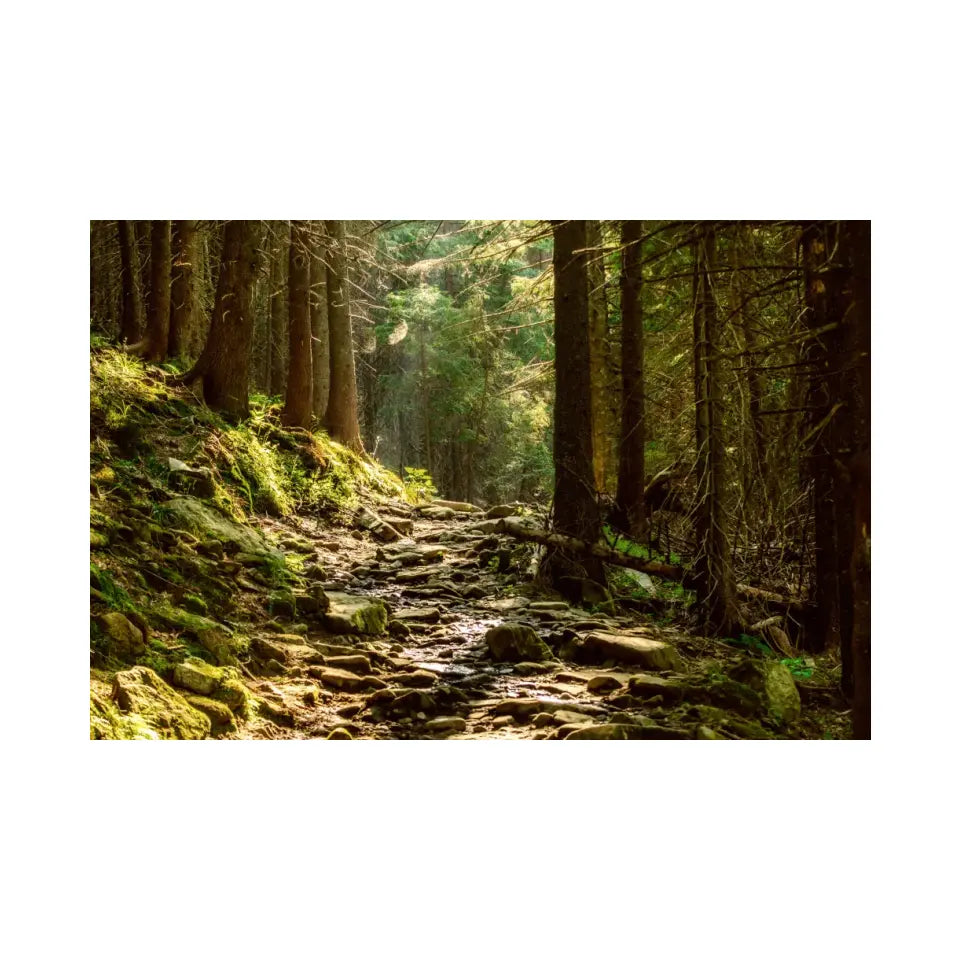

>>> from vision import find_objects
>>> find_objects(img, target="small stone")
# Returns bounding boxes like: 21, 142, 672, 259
324, 654, 372, 674
424, 716, 467, 733
314, 667, 386, 693
484, 623, 554, 663
587, 675, 624, 693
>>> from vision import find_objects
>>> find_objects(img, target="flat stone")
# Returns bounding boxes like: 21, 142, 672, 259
587, 674, 624, 694
324, 654, 372, 674
430, 499, 481, 513
627, 674, 686, 702
391, 606, 441, 624
389, 670, 437, 689
564, 630, 682, 671
424, 716, 467, 733
420, 507, 456, 521
313, 667, 386, 693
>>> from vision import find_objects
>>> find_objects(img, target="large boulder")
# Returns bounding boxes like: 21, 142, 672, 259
162, 497, 282, 560
109, 666, 211, 739
484, 623, 554, 663
728, 659, 802, 724
323, 593, 388, 635
562, 630, 681, 671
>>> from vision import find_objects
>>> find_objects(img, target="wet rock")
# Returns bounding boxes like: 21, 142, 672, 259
424, 716, 467, 734
728, 659, 802, 724
95, 612, 146, 658
323, 593, 388, 635
484, 623, 554, 663
111, 666, 211, 739
312, 667, 386, 693
587, 674, 624, 694
563, 630, 682, 671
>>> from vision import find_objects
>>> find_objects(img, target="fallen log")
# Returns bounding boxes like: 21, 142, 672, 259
495, 518, 809, 613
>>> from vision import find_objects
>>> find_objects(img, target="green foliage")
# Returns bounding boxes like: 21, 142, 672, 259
402, 467, 437, 503
91, 563, 136, 613
780, 657, 813, 680
724, 633, 775, 657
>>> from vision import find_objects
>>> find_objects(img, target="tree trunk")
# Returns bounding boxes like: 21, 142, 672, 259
191, 220, 264, 418
140, 220, 171, 362
542, 220, 604, 590
324, 220, 363, 451
135, 220, 152, 321
283, 220, 313, 428
117, 220, 144, 344
269, 222, 289, 396
169, 220, 197, 360
615, 219, 647, 540
585, 221, 615, 494
310, 226, 331, 421
692, 226, 737, 635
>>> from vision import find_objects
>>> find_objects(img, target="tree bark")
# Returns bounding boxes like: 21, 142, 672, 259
190, 220, 264, 418
585, 221, 615, 494
615, 219, 647, 540
134, 220, 152, 321
542, 220, 604, 589
310, 225, 330, 421
692, 225, 737, 635
139, 220, 171, 362
283, 220, 313, 428
268, 222, 289, 396
117, 220, 144, 344
169, 220, 197, 360
324, 220, 363, 451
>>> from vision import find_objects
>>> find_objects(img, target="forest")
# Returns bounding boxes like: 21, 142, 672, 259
88, 219, 870, 741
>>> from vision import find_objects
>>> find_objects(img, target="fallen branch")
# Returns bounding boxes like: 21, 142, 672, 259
495, 518, 809, 613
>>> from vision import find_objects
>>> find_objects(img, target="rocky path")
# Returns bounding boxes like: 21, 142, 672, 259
232, 501, 804, 740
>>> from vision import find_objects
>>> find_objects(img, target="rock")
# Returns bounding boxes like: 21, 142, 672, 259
430, 499, 481, 513
163, 497, 282, 560
563, 630, 682, 671
696, 725, 724, 739
627, 674, 687, 702
337, 703, 362, 718
197, 626, 240, 667
424, 716, 467, 733
420, 507, 456, 521
565, 723, 692, 740
95, 612, 146, 658
391, 607, 441, 624
267, 593, 296, 619
172, 659, 248, 711
528, 601, 569, 612
587, 675, 624, 694
618, 568, 657, 596
313, 667, 386, 693
484, 623, 554, 663
167, 458, 216, 498
728, 659, 802, 724
383, 517, 414, 535
388, 620, 411, 638
324, 654, 372, 674
467, 519, 501, 534
355, 505, 402, 542
558, 577, 612, 608
491, 715, 513, 729
327, 727, 353, 739
389, 670, 437, 689
256, 698, 296, 727
185, 695, 236, 728
182, 594, 208, 616
486, 504, 520, 519
512, 661, 553, 676
251, 636, 291, 662
111, 666, 211, 739
323, 593, 388, 635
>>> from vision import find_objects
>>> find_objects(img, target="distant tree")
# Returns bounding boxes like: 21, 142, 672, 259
615, 219, 647, 540
542, 220, 604, 591
324, 220, 363, 451
181, 220, 263, 418
117, 220, 144, 344
134, 220, 152, 321
169, 220, 197, 360
310, 225, 330, 421
283, 220, 313, 428
691, 225, 737, 635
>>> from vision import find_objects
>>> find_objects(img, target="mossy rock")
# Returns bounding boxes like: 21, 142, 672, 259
107, 666, 211, 739
185, 695, 237, 730
95, 612, 147, 659
323, 593, 388, 635
728, 659, 802, 725
162, 496, 282, 560
172, 659, 249, 713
